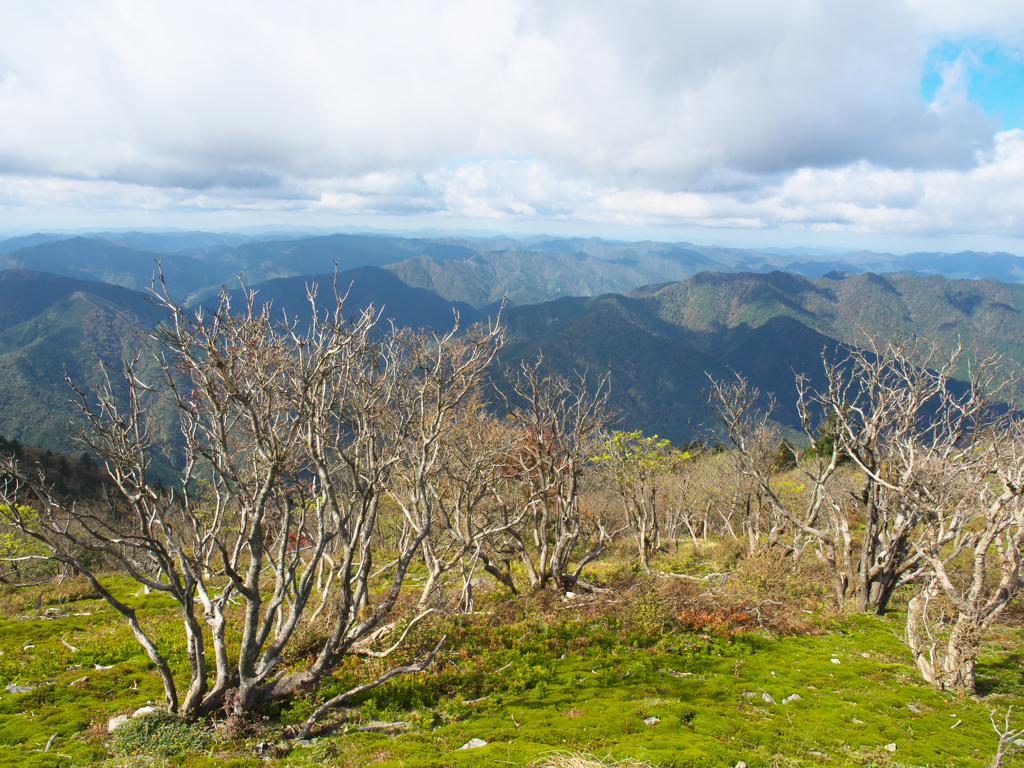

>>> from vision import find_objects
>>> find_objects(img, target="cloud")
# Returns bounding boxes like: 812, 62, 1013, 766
0, 1, 1021, 239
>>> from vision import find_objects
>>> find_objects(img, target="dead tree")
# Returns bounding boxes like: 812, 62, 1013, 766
815, 335, 1007, 613
0, 274, 504, 736
905, 419, 1024, 694
411, 397, 524, 608
707, 335, 1010, 615
704, 375, 824, 563
496, 357, 613, 593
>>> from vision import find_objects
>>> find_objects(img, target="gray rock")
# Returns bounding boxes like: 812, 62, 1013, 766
644, 716, 660, 725
459, 738, 487, 750
735, 762, 749, 768
907, 703, 921, 713
108, 715, 129, 733
1014, 738, 1024, 747
781, 694, 802, 704
5, 683, 35, 693
292, 739, 313, 748
884, 743, 897, 752
69, 675, 88, 687
761, 692, 776, 704
132, 705, 160, 718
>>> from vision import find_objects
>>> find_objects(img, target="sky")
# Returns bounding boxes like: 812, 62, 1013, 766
2, 1, 1024, 253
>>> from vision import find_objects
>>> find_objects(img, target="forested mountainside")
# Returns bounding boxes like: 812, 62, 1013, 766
497, 271, 1024, 442
0, 233, 475, 306
381, 247, 717, 308
3, 264, 1023, 450
0, 270, 172, 451
0, 268, 480, 450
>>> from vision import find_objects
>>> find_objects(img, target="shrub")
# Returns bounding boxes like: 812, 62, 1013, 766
107, 712, 208, 757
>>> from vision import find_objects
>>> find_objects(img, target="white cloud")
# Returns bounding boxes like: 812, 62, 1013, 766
0, 0, 1022, 242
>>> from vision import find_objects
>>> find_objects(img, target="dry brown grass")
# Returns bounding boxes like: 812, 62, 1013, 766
527, 751, 655, 767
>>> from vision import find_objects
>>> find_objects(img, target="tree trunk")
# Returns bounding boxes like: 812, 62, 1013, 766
940, 619, 981, 694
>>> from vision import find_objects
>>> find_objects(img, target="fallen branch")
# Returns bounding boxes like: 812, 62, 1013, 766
561, 574, 613, 594
660, 571, 733, 586
351, 609, 438, 658
349, 721, 410, 734
297, 635, 446, 740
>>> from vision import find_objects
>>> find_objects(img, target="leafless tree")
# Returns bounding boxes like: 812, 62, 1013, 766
706, 336, 1012, 616
496, 357, 613, 592
905, 418, 1024, 693
703, 376, 823, 563
408, 397, 524, 609
0, 274, 504, 737
988, 706, 1024, 767
809, 336, 1003, 613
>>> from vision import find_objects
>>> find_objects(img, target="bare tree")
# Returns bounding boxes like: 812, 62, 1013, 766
988, 706, 1024, 768
905, 419, 1024, 693
0, 274, 504, 737
706, 335, 1011, 615
496, 357, 613, 592
703, 375, 829, 566
411, 396, 523, 608
812, 336, 1006, 613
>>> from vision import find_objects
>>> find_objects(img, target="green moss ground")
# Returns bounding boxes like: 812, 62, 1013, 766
0, 577, 1021, 767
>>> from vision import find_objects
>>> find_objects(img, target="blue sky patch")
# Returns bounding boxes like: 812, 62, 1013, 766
921, 39, 1024, 130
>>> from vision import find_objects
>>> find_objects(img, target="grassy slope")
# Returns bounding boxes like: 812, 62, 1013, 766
0, 557, 1020, 768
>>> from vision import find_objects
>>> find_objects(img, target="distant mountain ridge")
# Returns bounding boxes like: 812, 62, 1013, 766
5, 230, 1024, 449
3, 230, 1024, 311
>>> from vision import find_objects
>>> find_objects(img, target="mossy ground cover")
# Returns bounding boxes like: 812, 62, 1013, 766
0, 567, 1022, 767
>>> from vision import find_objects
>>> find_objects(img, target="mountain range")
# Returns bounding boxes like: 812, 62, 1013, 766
4, 230, 1024, 308
4, 243, 1024, 451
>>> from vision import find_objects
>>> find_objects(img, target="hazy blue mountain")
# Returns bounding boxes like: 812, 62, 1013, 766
6, 229, 1024, 310
0, 233, 480, 307
759, 245, 854, 257
897, 251, 1024, 282
198, 233, 476, 277
0, 237, 223, 302
0, 233, 72, 253
91, 230, 265, 255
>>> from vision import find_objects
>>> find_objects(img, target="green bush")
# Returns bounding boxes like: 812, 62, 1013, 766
107, 711, 208, 757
